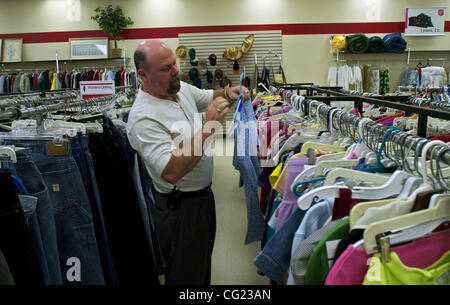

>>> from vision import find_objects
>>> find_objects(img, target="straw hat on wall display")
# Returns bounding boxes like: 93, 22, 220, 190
175, 45, 189, 59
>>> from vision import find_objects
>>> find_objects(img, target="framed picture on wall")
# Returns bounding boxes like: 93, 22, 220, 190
69, 38, 109, 59
0, 39, 2, 63
2, 38, 23, 63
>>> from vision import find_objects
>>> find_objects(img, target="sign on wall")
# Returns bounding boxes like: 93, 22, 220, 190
405, 7, 446, 36
80, 81, 115, 99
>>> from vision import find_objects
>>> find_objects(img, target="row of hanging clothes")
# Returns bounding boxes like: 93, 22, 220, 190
328, 62, 390, 95
0, 90, 163, 285
239, 86, 450, 285
401, 61, 448, 89
0, 67, 137, 94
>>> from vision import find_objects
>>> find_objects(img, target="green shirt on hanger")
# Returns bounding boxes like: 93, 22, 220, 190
363, 251, 450, 285
305, 218, 350, 285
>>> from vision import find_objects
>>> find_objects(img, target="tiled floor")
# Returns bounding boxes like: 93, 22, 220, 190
210, 137, 268, 285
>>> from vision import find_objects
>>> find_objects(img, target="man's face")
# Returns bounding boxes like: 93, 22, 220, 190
141, 47, 180, 97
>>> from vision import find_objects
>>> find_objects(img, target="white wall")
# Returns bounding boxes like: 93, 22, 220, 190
1, 0, 450, 88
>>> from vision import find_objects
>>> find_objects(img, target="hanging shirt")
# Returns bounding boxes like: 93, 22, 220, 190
50, 73, 57, 90
287, 198, 334, 285
328, 66, 337, 87
276, 157, 310, 231
232, 86, 265, 244
290, 218, 346, 285
305, 217, 350, 285
325, 229, 450, 285
363, 251, 450, 285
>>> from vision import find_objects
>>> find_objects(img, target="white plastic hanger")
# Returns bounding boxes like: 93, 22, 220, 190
0, 146, 17, 163
397, 176, 424, 198
314, 159, 359, 177
315, 151, 347, 163
297, 170, 412, 210
363, 195, 450, 254
324, 168, 390, 186
299, 141, 347, 155
401, 140, 447, 203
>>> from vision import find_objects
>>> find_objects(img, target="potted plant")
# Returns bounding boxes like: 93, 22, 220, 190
91, 5, 134, 58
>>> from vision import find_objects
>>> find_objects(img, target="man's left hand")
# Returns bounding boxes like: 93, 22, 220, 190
227, 86, 251, 102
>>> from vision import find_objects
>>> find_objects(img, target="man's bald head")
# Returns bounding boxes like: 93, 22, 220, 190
134, 40, 171, 72
134, 40, 180, 98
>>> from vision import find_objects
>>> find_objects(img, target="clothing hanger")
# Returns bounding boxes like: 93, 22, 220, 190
297, 170, 412, 211
352, 141, 448, 233
349, 198, 406, 229
0, 146, 17, 163
315, 152, 347, 163
299, 141, 347, 155
323, 168, 390, 186
313, 159, 359, 177
363, 195, 450, 256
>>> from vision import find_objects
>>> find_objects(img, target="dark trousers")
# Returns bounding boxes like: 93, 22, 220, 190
154, 188, 216, 285
0, 170, 43, 285
88, 128, 159, 285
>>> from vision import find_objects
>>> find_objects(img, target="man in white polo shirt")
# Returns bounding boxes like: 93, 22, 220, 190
127, 40, 250, 285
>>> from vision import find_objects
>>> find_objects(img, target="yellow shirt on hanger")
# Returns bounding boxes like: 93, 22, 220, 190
363, 251, 450, 285
50, 72, 57, 91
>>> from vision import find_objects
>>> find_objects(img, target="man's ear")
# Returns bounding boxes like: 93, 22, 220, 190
137, 69, 146, 81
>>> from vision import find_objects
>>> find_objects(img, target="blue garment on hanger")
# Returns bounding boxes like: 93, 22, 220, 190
10, 173, 26, 194
232, 73, 265, 244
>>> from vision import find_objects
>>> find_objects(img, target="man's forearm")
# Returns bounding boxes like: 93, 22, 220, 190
161, 125, 214, 185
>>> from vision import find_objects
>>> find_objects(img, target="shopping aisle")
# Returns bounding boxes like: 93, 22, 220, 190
210, 137, 268, 285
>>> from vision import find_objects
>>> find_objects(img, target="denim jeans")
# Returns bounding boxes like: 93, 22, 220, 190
71, 134, 119, 285
0, 146, 63, 285
19, 140, 105, 285
233, 99, 265, 245
254, 207, 310, 280
7, 163, 50, 285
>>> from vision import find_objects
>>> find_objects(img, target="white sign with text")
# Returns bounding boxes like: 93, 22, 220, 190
80, 80, 115, 99
405, 7, 446, 36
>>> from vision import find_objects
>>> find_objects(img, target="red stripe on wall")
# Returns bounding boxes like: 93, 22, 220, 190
1, 21, 449, 43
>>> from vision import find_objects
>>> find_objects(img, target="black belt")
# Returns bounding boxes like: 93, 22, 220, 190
156, 185, 212, 211
157, 185, 211, 199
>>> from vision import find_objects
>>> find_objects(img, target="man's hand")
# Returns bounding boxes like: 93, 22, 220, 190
227, 85, 251, 102
205, 97, 230, 124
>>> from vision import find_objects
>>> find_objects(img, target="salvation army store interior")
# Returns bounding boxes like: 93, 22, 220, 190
0, 0, 449, 287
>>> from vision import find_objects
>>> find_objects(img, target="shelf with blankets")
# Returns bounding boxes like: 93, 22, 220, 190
331, 32, 407, 55
239, 88, 450, 285
0, 67, 137, 94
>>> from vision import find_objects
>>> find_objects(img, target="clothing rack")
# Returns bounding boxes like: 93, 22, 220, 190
279, 85, 450, 138
0, 86, 135, 107
301, 98, 450, 169
274, 86, 450, 167
0, 92, 131, 122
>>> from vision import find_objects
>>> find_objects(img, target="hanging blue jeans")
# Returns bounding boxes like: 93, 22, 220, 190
0, 146, 63, 285
8, 140, 105, 285
232, 78, 265, 244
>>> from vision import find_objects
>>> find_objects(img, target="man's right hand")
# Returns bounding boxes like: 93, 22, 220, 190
205, 97, 230, 124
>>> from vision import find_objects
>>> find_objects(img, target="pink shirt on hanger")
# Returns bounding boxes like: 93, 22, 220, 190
325, 229, 450, 285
